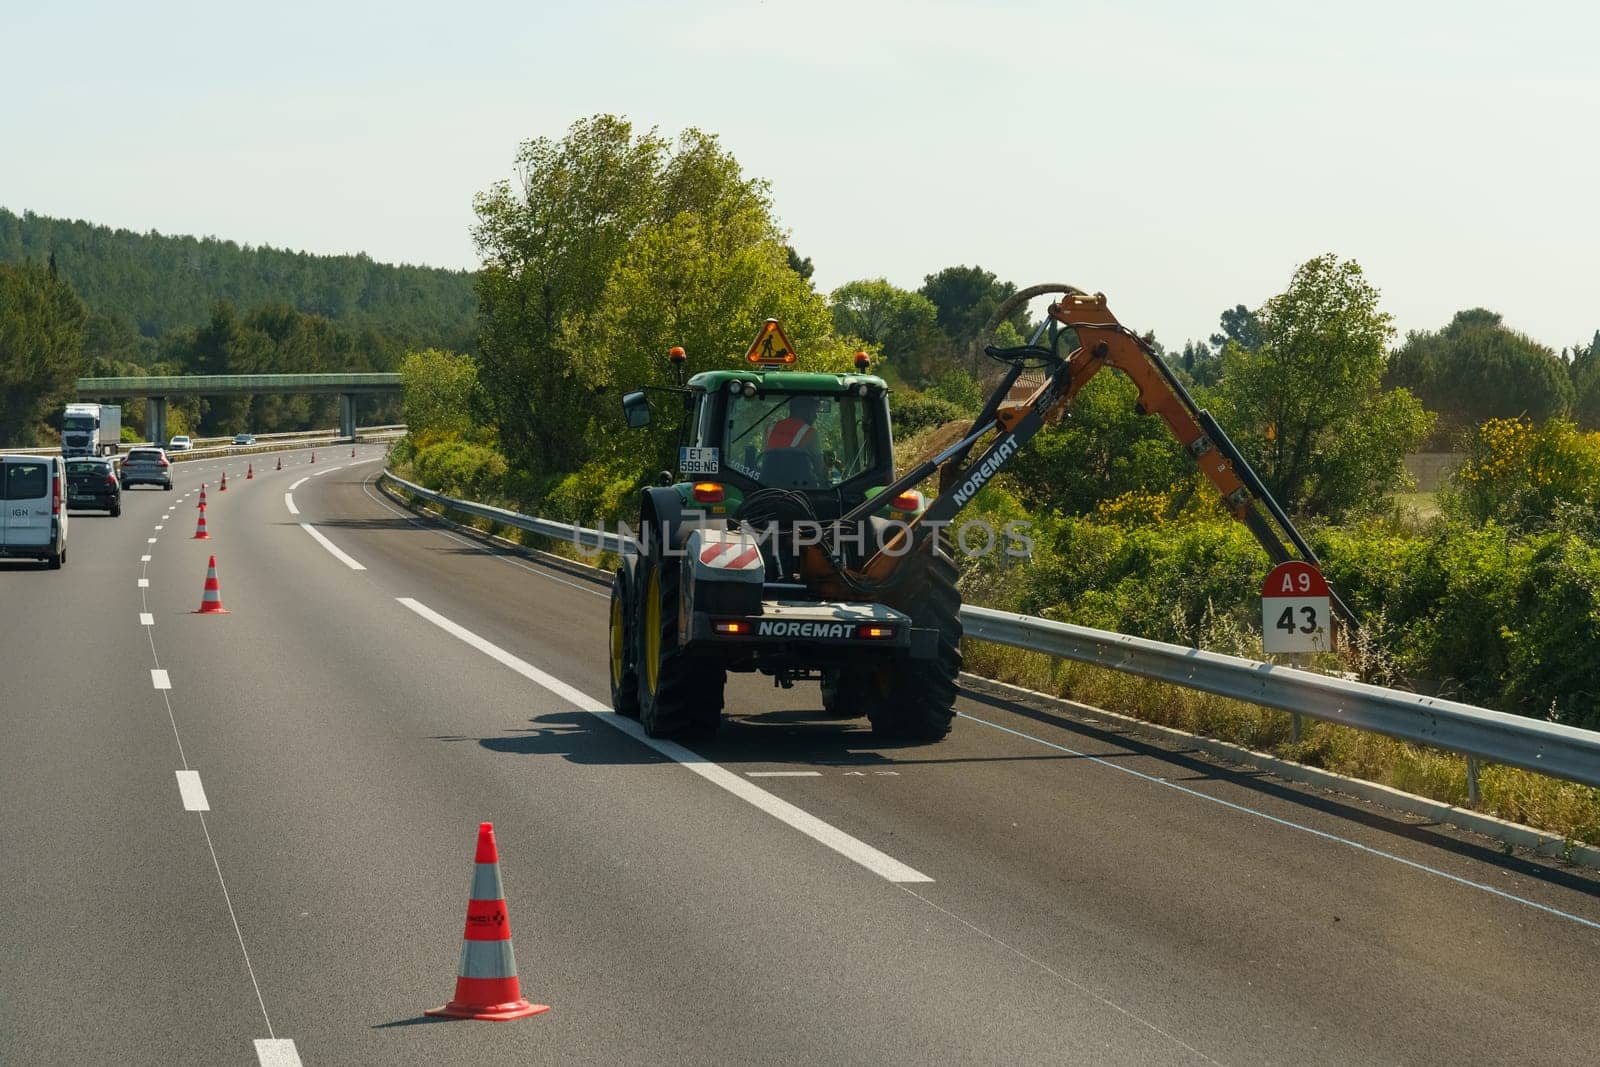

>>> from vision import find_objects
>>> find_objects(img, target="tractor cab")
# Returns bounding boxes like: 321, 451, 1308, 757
621, 321, 908, 521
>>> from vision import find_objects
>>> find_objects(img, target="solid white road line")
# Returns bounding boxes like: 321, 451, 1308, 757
299, 523, 365, 570
747, 771, 823, 777
175, 770, 210, 811
137, 578, 149, 587
254, 1038, 303, 1066
151, 669, 171, 690
140, 612, 154, 626
289, 476, 309, 491
284, 493, 299, 515
395, 597, 932, 883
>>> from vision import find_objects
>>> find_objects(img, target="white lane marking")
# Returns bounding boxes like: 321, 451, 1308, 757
163, 513, 171, 519
959, 711, 1600, 933
254, 1038, 303, 1066
147, 537, 158, 544
137, 578, 150, 587
395, 597, 931, 883
284, 493, 299, 515
175, 770, 210, 811
289, 476, 309, 491
300, 523, 365, 570
141, 554, 151, 562
151, 669, 172, 690
154, 525, 164, 530
747, 771, 823, 777
140, 612, 154, 626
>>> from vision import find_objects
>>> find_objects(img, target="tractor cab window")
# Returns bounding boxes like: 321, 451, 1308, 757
724, 392, 880, 489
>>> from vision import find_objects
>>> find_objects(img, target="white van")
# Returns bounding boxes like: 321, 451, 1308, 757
1, 455, 69, 568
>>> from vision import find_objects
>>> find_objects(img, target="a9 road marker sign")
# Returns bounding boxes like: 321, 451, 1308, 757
1262, 560, 1334, 653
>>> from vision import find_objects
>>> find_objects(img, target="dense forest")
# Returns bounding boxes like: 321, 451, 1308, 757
0, 208, 479, 441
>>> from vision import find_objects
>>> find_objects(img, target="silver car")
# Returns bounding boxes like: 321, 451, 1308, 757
121, 447, 173, 490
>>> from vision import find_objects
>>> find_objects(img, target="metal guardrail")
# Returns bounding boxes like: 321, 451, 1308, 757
6, 425, 409, 458
379, 470, 1600, 792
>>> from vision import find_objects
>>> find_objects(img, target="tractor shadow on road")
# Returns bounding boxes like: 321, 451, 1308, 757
454, 707, 1106, 773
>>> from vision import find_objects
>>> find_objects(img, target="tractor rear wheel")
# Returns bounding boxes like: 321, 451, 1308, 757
608, 570, 640, 719
635, 555, 725, 740
864, 545, 962, 741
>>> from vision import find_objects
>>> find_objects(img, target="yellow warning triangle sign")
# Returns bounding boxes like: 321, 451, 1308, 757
745, 319, 798, 365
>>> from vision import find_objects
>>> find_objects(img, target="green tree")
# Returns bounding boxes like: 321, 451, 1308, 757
1566, 330, 1600, 430
918, 265, 1029, 369
0, 261, 86, 446
829, 278, 943, 382
473, 116, 820, 482
1387, 309, 1574, 438
400, 349, 483, 439
1215, 254, 1431, 518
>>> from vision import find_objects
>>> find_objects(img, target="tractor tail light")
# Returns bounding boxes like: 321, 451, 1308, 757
714, 620, 751, 635
856, 624, 897, 640
692, 482, 725, 503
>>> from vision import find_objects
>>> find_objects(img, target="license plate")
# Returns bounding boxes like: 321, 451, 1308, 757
679, 446, 720, 475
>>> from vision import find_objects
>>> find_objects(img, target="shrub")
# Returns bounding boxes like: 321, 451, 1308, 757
410, 435, 509, 501
1451, 417, 1600, 530
889, 390, 964, 436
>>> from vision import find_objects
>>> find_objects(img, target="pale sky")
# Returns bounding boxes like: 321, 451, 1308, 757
4, 1, 1597, 351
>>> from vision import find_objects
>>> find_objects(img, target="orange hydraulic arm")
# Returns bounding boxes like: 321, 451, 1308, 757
820, 287, 1358, 629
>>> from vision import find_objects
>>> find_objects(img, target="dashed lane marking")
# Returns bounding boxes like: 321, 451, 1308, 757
284, 493, 298, 516
151, 669, 171, 690
138, 578, 149, 588
140, 613, 154, 626
254, 1038, 303, 1066
175, 770, 210, 811
747, 771, 823, 777
289, 476, 309, 491
141, 554, 151, 562
395, 597, 932, 884
147, 537, 158, 543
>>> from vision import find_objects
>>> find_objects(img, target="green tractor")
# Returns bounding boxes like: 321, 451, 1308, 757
608, 321, 962, 741
609, 292, 1359, 742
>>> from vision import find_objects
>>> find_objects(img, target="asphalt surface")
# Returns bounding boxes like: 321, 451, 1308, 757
3, 445, 1598, 1065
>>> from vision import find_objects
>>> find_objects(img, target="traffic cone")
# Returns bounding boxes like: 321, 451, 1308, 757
198, 484, 207, 507
310, 451, 316, 464
194, 555, 228, 614
276, 455, 282, 471
425, 823, 549, 1021
219, 471, 228, 491
351, 446, 356, 458
247, 463, 254, 480
192, 504, 210, 540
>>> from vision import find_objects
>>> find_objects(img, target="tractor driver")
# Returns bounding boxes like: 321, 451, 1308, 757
762, 396, 825, 484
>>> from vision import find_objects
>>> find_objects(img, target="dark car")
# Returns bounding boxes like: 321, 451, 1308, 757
66, 457, 122, 516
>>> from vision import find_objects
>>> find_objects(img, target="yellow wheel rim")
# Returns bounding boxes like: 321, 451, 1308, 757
609, 589, 625, 688
644, 567, 661, 695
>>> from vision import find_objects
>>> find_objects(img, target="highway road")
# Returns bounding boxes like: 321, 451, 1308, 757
3, 445, 1598, 1065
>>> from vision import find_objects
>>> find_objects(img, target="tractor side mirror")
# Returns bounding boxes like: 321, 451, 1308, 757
621, 390, 652, 428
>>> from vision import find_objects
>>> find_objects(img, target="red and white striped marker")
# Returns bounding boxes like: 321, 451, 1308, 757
194, 555, 228, 614
192, 504, 210, 540
425, 823, 549, 1021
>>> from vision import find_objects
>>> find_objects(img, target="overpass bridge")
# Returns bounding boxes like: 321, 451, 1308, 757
76, 373, 402, 443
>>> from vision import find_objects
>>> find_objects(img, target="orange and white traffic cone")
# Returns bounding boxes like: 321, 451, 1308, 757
310, 451, 316, 464
194, 555, 228, 614
198, 483, 207, 506
425, 823, 549, 1021
276, 455, 282, 471
219, 471, 228, 491
193, 504, 210, 540
247, 463, 254, 480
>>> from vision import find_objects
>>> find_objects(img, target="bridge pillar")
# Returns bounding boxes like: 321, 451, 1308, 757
146, 397, 168, 446
339, 393, 356, 440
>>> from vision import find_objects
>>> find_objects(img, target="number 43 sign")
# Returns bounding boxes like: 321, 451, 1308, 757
1262, 560, 1335, 653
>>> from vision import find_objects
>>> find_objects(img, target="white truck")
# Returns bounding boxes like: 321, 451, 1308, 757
61, 403, 121, 457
